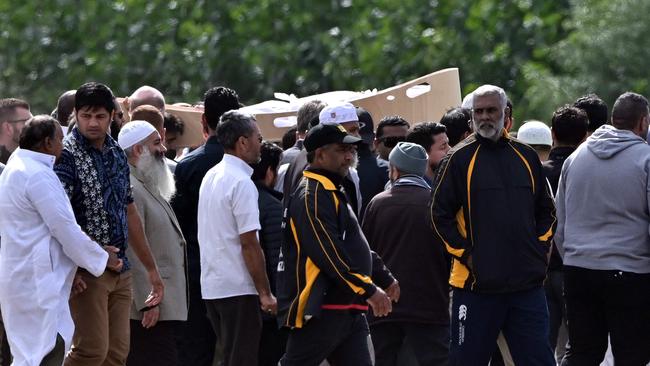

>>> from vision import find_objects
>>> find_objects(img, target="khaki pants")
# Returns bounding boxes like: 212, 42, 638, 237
64, 271, 132, 366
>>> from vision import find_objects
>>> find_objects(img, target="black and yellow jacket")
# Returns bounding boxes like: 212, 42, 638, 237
277, 168, 394, 328
430, 132, 556, 294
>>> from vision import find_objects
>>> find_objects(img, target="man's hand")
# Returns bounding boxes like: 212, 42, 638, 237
144, 269, 165, 307
366, 287, 392, 317
260, 293, 278, 316
103, 246, 123, 273
385, 280, 400, 303
71, 275, 87, 297
141, 306, 160, 329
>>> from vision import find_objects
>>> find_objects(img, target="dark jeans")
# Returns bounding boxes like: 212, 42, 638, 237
280, 311, 372, 366
370, 321, 449, 366
176, 277, 217, 366
562, 266, 650, 366
545, 269, 567, 357
127, 320, 180, 366
449, 287, 554, 366
205, 295, 262, 366
41, 334, 65, 366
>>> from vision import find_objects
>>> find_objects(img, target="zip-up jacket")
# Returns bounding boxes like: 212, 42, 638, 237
277, 168, 394, 328
430, 132, 556, 293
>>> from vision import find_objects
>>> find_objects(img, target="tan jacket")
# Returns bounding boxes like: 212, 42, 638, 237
127, 166, 188, 321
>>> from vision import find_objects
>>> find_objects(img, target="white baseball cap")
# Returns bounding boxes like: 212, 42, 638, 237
118, 120, 157, 149
318, 102, 359, 125
517, 120, 552, 147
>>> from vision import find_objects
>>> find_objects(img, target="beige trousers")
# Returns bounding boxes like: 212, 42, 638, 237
64, 270, 132, 366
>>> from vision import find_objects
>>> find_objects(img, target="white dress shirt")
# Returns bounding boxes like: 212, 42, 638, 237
198, 153, 261, 299
0, 148, 108, 366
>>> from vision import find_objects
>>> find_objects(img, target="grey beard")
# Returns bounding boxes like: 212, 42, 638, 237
474, 118, 504, 141
137, 148, 176, 202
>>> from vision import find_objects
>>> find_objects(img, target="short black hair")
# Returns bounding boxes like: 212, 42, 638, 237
551, 105, 589, 146
297, 100, 326, 133
440, 107, 472, 147
19, 115, 59, 150
405, 122, 447, 151
75, 82, 115, 114
204, 87, 241, 130
574, 94, 608, 132
250, 141, 283, 181
164, 112, 185, 136
281, 127, 297, 150
0, 98, 30, 123
376, 116, 410, 139
216, 111, 256, 150
611, 92, 649, 131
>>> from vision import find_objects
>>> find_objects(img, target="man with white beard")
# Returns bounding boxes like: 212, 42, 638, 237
430, 85, 556, 365
117, 121, 188, 366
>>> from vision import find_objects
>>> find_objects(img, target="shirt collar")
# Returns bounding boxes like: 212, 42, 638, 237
222, 153, 254, 177
13, 148, 56, 169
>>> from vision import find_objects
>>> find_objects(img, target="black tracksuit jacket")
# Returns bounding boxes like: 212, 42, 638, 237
430, 132, 556, 294
277, 168, 394, 329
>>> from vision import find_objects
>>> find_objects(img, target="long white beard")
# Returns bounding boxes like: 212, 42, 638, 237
137, 148, 176, 202
473, 116, 505, 141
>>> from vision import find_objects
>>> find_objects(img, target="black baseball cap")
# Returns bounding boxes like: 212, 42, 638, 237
304, 123, 362, 152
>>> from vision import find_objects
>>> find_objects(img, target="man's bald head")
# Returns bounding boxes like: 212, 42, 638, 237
56, 90, 76, 126
129, 86, 165, 114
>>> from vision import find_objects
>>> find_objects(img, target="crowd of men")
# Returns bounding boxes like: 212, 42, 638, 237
0, 80, 648, 366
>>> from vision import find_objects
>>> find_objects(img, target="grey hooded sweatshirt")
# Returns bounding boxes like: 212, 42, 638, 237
555, 124, 650, 273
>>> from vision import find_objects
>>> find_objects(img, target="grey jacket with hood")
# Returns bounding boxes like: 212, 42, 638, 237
555, 124, 650, 273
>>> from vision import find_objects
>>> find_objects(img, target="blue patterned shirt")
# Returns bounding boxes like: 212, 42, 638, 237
54, 127, 133, 271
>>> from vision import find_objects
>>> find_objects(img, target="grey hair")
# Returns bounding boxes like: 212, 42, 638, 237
472, 85, 507, 110
216, 110, 257, 150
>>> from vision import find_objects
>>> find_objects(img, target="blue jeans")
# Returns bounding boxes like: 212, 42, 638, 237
449, 287, 554, 366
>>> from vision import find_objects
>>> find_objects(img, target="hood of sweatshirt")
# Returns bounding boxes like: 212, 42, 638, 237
586, 124, 646, 159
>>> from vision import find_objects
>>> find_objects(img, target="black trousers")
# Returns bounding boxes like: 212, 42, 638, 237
562, 265, 650, 366
205, 295, 262, 366
258, 318, 288, 366
280, 311, 372, 366
176, 277, 217, 366
545, 269, 567, 355
370, 321, 449, 366
40, 334, 65, 366
127, 320, 180, 366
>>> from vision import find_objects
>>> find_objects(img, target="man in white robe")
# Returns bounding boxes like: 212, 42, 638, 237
0, 115, 121, 366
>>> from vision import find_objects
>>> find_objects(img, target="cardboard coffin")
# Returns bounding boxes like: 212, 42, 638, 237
121, 68, 462, 147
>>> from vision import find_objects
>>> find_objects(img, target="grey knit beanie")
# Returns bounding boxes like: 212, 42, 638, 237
388, 141, 428, 176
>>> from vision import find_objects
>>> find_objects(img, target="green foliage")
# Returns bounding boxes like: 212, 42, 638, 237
0, 0, 642, 130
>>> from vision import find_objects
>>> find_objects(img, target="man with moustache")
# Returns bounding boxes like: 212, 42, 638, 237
118, 121, 188, 366
0, 115, 122, 366
431, 84, 556, 365
198, 111, 276, 366
277, 123, 394, 366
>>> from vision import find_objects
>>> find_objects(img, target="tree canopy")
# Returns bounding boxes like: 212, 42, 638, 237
0, 0, 644, 128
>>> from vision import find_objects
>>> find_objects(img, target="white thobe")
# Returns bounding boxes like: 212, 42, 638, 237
0, 148, 108, 366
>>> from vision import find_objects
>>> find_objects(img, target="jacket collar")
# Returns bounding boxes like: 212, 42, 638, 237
303, 168, 342, 191
548, 146, 576, 161
254, 181, 283, 200
475, 129, 510, 147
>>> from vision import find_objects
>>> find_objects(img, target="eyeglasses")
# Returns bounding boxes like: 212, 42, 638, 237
378, 135, 405, 148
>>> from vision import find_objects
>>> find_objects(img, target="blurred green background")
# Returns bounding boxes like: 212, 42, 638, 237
0, 0, 644, 128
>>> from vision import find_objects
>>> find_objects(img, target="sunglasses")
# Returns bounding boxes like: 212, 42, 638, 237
378, 135, 406, 148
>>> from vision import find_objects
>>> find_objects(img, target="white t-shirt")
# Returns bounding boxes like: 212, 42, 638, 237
197, 153, 261, 299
